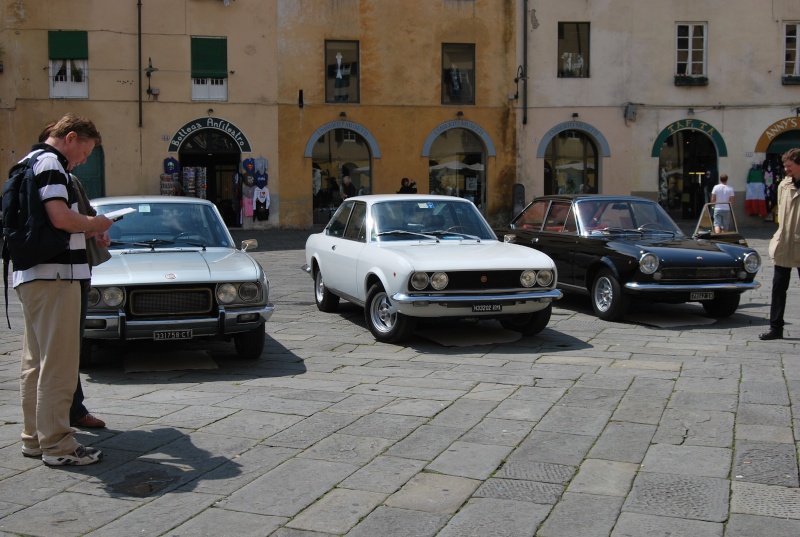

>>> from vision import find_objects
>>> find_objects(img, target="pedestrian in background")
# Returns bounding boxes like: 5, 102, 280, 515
15, 113, 112, 465
760, 148, 800, 341
711, 173, 735, 233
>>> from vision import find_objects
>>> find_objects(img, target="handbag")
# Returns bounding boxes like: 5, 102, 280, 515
86, 236, 111, 267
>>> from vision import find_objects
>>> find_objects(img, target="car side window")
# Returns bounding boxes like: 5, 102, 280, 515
326, 202, 353, 237
343, 202, 367, 242
544, 202, 571, 232
513, 201, 548, 230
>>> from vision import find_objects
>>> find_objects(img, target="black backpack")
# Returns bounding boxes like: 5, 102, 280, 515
2, 150, 71, 327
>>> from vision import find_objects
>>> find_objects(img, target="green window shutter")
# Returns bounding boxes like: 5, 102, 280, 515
48, 31, 88, 60
191, 37, 228, 78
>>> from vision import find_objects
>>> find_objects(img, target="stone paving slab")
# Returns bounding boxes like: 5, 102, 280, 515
2, 232, 800, 536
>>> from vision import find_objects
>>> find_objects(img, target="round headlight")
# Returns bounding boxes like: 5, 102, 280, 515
639, 253, 659, 274
410, 272, 429, 290
217, 283, 237, 304
520, 270, 537, 288
102, 286, 124, 307
744, 251, 761, 274
430, 272, 449, 290
238, 282, 260, 301
87, 287, 101, 307
536, 269, 555, 287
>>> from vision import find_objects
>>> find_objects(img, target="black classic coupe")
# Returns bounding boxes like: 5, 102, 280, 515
495, 195, 761, 321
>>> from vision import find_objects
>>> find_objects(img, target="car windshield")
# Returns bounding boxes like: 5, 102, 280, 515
96, 202, 234, 249
575, 199, 683, 235
371, 199, 496, 242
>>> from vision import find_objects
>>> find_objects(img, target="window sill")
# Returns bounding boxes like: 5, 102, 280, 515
674, 76, 708, 86
782, 75, 800, 85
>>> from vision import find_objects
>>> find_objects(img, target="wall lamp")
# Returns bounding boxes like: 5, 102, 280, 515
687, 107, 695, 116
339, 111, 347, 119
456, 110, 464, 118
144, 57, 159, 99
512, 65, 528, 100
207, 108, 214, 116
572, 112, 579, 118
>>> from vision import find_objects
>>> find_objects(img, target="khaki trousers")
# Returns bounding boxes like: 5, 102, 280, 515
16, 278, 82, 456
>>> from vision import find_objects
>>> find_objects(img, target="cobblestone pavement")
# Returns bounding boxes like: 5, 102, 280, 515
1, 224, 800, 536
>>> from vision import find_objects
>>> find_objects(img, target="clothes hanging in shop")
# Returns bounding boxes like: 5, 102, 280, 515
745, 165, 767, 216
253, 185, 270, 221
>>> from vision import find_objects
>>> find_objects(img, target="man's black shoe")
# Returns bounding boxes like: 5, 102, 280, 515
759, 330, 783, 340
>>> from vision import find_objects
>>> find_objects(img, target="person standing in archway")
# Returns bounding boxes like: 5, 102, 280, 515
710, 173, 734, 232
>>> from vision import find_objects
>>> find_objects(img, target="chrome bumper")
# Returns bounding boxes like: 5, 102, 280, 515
83, 303, 275, 340
624, 281, 761, 292
392, 288, 563, 305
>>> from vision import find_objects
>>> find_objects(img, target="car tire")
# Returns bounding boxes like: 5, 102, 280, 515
365, 284, 416, 343
79, 338, 93, 368
234, 324, 266, 360
500, 304, 552, 336
592, 268, 629, 321
702, 294, 740, 318
314, 268, 340, 312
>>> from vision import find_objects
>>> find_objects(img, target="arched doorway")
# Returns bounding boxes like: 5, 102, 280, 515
427, 128, 487, 212
178, 128, 242, 225
310, 128, 373, 224
543, 130, 598, 195
657, 130, 718, 220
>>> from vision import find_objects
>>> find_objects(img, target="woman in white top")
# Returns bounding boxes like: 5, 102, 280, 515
711, 173, 735, 232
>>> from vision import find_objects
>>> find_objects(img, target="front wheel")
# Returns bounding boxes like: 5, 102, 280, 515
234, 325, 266, 360
500, 304, 552, 336
591, 268, 629, 321
314, 268, 340, 312
702, 294, 740, 318
365, 284, 416, 343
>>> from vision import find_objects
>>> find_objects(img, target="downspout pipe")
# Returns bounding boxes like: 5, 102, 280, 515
138, 0, 142, 127
522, 0, 528, 125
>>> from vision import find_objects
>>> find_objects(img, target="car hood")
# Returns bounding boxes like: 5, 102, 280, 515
91, 248, 261, 285
379, 240, 556, 270
606, 235, 751, 264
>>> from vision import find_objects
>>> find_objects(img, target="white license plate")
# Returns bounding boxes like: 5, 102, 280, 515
691, 292, 714, 300
154, 329, 193, 341
472, 304, 503, 313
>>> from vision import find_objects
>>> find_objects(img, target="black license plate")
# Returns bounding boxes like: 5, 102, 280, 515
472, 304, 503, 313
154, 329, 193, 341
691, 292, 714, 300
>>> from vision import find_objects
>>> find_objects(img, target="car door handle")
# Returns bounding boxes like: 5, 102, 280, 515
531, 238, 539, 243
331, 245, 336, 250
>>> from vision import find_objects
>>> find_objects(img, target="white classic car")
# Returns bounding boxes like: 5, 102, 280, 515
303, 194, 562, 343
83, 196, 274, 364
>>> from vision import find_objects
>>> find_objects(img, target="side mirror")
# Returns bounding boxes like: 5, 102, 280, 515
241, 239, 258, 251
695, 231, 711, 240
503, 234, 517, 244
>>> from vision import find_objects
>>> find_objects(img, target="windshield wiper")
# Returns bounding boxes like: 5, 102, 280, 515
132, 239, 175, 250
427, 229, 482, 242
376, 230, 439, 241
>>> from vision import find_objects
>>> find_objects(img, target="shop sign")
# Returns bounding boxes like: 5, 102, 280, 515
168, 117, 252, 152
754, 117, 800, 153
651, 119, 727, 157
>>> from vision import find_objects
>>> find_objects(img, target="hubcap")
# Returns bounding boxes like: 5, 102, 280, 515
595, 277, 612, 312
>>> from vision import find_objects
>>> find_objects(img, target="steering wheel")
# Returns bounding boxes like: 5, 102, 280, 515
445, 226, 472, 234
637, 223, 659, 231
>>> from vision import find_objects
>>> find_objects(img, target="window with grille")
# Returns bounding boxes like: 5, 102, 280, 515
676, 23, 707, 77
48, 31, 88, 99
784, 23, 799, 78
191, 36, 228, 101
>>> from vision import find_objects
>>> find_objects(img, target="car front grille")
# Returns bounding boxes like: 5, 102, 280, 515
658, 267, 740, 280
433, 270, 544, 292
129, 287, 214, 317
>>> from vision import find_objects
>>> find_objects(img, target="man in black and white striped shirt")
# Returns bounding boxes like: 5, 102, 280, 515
14, 113, 112, 466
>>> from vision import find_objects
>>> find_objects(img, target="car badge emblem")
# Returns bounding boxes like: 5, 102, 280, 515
481, 275, 488, 283
166, 273, 177, 279
696, 257, 703, 260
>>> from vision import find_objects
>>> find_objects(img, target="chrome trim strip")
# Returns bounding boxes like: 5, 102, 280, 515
624, 281, 761, 292
392, 289, 563, 304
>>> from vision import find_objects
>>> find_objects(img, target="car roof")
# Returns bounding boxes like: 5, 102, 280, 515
344, 194, 474, 204
533, 194, 656, 203
92, 196, 216, 206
